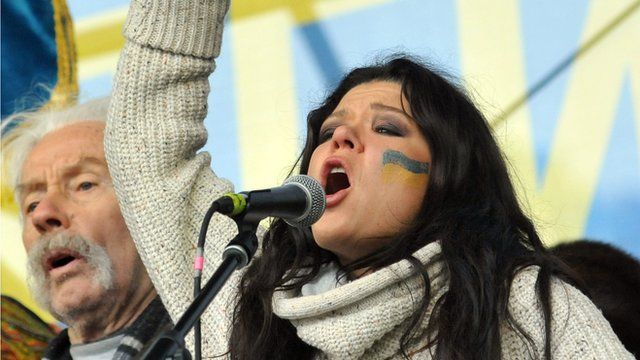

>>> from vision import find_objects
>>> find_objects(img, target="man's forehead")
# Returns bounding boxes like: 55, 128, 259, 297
27, 122, 105, 159
25, 155, 106, 172
39, 121, 105, 145
20, 122, 108, 182
18, 156, 108, 187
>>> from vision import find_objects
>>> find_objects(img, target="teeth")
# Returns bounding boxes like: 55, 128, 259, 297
330, 167, 346, 174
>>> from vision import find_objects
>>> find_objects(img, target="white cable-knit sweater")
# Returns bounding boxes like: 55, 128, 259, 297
105, 0, 634, 358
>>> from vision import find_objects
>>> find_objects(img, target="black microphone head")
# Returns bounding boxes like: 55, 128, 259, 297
282, 175, 326, 228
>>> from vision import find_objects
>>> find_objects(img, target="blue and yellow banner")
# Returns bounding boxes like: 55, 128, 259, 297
2, 0, 639, 322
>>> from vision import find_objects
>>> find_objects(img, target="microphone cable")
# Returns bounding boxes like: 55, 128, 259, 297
193, 194, 244, 360
193, 201, 217, 360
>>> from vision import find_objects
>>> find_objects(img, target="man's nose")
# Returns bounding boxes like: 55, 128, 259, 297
331, 125, 364, 152
31, 194, 71, 233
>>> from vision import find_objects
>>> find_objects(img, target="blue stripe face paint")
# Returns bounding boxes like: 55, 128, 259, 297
381, 149, 430, 189
382, 149, 430, 174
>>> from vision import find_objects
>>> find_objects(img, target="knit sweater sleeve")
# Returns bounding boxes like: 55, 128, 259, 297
104, 0, 239, 356
502, 267, 634, 359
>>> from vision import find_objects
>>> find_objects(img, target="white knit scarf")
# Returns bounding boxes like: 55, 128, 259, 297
272, 242, 448, 359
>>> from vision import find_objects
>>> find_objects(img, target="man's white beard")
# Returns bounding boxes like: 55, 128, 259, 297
26, 233, 114, 320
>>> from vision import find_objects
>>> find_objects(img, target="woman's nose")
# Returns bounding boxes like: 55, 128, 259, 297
331, 125, 363, 152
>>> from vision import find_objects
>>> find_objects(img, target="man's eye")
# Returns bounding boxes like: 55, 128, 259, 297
78, 182, 95, 191
26, 202, 39, 214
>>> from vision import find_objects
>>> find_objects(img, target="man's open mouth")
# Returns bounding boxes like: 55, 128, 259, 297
44, 250, 84, 272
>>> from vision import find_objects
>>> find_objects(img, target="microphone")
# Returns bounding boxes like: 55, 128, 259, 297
216, 175, 326, 227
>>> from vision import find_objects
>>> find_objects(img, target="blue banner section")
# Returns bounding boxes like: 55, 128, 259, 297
206, 26, 242, 186
586, 76, 640, 253
520, 0, 591, 184
1, 0, 58, 119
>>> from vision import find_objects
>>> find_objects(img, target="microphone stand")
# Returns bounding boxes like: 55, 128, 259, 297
136, 217, 259, 359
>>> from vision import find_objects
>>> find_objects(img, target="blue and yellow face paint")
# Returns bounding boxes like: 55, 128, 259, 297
381, 149, 430, 188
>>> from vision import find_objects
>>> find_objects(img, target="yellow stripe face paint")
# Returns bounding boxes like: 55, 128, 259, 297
381, 150, 430, 188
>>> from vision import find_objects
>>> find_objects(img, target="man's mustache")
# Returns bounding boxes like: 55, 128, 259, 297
26, 232, 114, 312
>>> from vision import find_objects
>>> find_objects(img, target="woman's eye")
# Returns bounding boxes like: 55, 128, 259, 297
319, 128, 335, 143
78, 182, 95, 191
26, 202, 39, 214
375, 125, 402, 136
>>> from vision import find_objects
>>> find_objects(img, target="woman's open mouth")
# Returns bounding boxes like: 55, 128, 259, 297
325, 166, 350, 195
321, 160, 352, 207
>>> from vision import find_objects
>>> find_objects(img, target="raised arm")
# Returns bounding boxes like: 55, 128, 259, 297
105, 0, 238, 355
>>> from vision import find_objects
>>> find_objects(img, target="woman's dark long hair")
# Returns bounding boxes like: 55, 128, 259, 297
229, 56, 578, 359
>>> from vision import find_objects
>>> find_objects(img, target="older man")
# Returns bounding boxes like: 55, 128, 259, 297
4, 98, 173, 359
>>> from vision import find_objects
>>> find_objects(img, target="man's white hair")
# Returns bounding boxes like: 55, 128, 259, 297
3, 97, 110, 199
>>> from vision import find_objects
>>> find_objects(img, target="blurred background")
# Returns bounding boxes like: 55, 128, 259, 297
2, 0, 638, 323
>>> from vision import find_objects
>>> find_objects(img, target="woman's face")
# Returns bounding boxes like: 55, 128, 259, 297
308, 81, 432, 264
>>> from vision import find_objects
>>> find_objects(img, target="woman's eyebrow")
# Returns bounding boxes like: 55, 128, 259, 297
327, 108, 348, 120
370, 102, 406, 115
